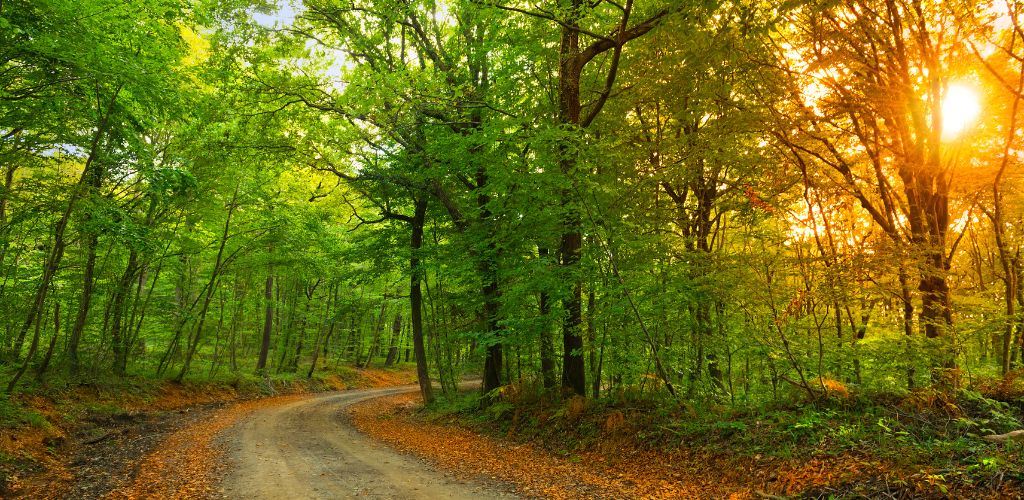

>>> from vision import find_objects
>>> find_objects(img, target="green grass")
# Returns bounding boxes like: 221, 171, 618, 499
0, 398, 47, 431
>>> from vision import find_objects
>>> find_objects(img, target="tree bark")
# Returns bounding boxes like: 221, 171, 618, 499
552, 0, 664, 396
6, 302, 45, 393
385, 313, 401, 366
410, 198, 434, 403
256, 273, 274, 374
557, 3, 587, 395
35, 302, 60, 379
539, 246, 557, 390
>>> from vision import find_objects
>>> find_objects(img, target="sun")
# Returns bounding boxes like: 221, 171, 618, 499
941, 84, 981, 141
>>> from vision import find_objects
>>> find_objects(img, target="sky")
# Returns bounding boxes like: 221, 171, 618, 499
251, 0, 299, 28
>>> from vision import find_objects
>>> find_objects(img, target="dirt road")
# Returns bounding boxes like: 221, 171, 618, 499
217, 385, 519, 499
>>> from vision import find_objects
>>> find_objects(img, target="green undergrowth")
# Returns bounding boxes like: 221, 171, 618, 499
423, 378, 1024, 495
0, 363, 400, 434
0, 398, 48, 431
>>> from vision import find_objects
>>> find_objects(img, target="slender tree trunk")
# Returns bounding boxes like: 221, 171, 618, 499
0, 162, 18, 269
289, 282, 319, 372
6, 303, 46, 393
410, 198, 434, 403
228, 284, 244, 373
556, 0, 587, 396
209, 289, 227, 376
587, 289, 599, 398
538, 247, 557, 390
109, 198, 157, 374
385, 313, 401, 366
307, 284, 335, 378
361, 301, 388, 368
16, 86, 120, 368
899, 266, 916, 388
36, 302, 61, 379
256, 274, 274, 373
344, 316, 357, 361
67, 223, 101, 375
176, 186, 239, 382
110, 250, 139, 375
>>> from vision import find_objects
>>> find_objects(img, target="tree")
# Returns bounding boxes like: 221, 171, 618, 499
771, 0, 982, 379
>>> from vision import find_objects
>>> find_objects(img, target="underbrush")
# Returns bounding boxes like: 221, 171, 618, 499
423, 374, 1024, 496
1, 361, 419, 429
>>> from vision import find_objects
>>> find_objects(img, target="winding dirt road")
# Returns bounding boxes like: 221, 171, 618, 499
216, 385, 519, 499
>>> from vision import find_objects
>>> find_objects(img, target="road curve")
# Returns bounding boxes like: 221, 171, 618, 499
216, 385, 519, 500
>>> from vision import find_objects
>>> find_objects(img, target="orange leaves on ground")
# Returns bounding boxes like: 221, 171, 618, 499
349, 394, 749, 499
125, 383, 240, 412
351, 367, 419, 388
105, 394, 308, 500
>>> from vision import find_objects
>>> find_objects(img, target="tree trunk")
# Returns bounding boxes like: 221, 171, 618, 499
110, 198, 158, 375
15, 86, 120, 369
67, 223, 101, 375
0, 162, 18, 270
587, 288, 599, 398
6, 302, 46, 393
36, 302, 60, 379
307, 283, 336, 378
109, 249, 140, 375
384, 313, 401, 366
176, 185, 239, 382
256, 273, 274, 374
361, 301, 388, 368
538, 247, 557, 390
410, 198, 434, 403
554, 0, 586, 396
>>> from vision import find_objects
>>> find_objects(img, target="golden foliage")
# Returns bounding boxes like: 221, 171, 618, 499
566, 396, 586, 421
820, 378, 850, 399
603, 410, 626, 432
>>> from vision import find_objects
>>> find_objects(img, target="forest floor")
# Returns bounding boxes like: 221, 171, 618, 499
0, 365, 418, 499
349, 387, 1024, 499
350, 392, 760, 499
5, 369, 1023, 498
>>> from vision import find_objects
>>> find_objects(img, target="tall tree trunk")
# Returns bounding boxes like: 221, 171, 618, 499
538, 247, 557, 390
989, 54, 1024, 375
36, 302, 60, 380
587, 288, 599, 398
109, 198, 157, 374
0, 162, 18, 269
307, 283, 335, 378
899, 266, 916, 388
256, 273, 274, 374
384, 313, 401, 366
459, 159, 505, 397
361, 301, 388, 368
67, 214, 101, 375
228, 282, 245, 373
410, 198, 434, 403
289, 280, 319, 372
110, 250, 139, 375
553, 0, 588, 397
551, 0, 664, 396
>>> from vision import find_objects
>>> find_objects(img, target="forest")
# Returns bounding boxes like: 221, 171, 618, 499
3, 0, 1024, 497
